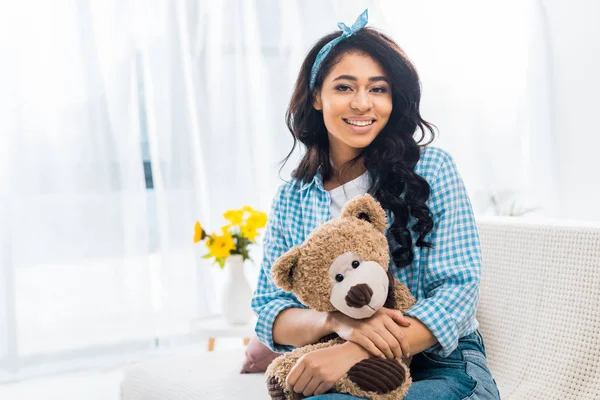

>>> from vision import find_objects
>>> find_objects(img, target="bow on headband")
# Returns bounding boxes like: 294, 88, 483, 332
309, 9, 369, 90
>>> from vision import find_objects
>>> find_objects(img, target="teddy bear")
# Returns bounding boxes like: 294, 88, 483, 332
265, 193, 416, 400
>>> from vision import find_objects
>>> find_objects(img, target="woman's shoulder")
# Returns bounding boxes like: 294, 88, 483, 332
276, 177, 304, 195
414, 146, 456, 181
270, 178, 305, 210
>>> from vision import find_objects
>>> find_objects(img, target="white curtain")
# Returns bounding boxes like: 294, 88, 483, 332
0, 0, 195, 378
373, 0, 556, 216
0, 0, 553, 379
0, 0, 149, 370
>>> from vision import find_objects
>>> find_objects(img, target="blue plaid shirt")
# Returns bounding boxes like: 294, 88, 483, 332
251, 146, 481, 357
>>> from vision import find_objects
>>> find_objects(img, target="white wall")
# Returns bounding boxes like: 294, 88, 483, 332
541, 0, 600, 221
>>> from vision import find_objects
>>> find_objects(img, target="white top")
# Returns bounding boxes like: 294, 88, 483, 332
327, 171, 370, 218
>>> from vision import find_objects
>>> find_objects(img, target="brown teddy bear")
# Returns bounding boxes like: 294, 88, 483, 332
266, 194, 416, 400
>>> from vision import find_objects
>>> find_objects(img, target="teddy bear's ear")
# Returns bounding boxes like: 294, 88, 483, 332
271, 246, 300, 292
340, 193, 387, 233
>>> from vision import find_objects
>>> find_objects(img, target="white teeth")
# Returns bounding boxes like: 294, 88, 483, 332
345, 119, 374, 127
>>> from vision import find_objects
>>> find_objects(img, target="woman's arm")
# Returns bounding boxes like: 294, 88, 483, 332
402, 149, 482, 357
286, 341, 371, 396
327, 307, 420, 359
400, 316, 437, 356
272, 308, 331, 347
284, 323, 434, 397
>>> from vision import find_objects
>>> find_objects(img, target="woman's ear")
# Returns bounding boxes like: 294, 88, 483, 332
313, 91, 323, 111
271, 247, 301, 292
340, 193, 387, 233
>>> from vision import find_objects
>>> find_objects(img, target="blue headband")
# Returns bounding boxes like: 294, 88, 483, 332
309, 9, 369, 90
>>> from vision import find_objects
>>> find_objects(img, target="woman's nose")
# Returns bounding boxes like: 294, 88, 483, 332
350, 90, 372, 112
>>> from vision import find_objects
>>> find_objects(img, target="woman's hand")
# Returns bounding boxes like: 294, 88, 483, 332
327, 308, 412, 360
286, 342, 369, 397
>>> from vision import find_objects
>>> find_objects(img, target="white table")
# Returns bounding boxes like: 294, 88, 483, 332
189, 315, 256, 351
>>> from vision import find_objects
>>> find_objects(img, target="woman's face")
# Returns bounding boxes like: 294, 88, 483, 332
313, 52, 393, 160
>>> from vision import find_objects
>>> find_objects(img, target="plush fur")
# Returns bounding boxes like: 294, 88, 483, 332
267, 194, 416, 400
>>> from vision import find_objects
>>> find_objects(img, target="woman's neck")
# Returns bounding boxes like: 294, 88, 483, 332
323, 155, 367, 191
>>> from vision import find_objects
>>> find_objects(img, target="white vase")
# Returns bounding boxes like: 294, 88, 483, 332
221, 254, 253, 325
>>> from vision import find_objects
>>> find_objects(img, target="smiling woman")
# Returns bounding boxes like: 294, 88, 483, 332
252, 9, 500, 400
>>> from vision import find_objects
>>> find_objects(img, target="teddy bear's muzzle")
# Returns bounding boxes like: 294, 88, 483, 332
345, 283, 374, 308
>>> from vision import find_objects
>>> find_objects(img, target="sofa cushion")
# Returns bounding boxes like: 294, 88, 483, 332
476, 217, 600, 399
121, 348, 268, 400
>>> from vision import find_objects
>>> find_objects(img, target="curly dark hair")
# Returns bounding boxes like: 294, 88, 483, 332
281, 27, 436, 268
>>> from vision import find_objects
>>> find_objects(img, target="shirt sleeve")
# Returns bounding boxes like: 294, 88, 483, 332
404, 151, 482, 357
251, 185, 308, 353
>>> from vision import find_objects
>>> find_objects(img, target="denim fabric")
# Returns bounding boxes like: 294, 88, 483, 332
308, 330, 500, 400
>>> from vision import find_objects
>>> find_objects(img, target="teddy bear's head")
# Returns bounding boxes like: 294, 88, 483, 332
272, 194, 393, 319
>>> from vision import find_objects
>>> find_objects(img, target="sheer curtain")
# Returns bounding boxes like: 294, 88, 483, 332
0, 0, 161, 378
0, 0, 553, 379
333, 0, 556, 216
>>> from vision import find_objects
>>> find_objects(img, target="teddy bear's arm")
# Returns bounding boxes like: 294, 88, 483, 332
393, 278, 416, 313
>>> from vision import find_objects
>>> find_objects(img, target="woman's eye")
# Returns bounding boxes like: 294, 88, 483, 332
371, 87, 387, 93
335, 85, 352, 92
335, 85, 387, 93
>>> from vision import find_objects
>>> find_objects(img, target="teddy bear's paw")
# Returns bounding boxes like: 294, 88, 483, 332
267, 375, 288, 400
347, 358, 407, 394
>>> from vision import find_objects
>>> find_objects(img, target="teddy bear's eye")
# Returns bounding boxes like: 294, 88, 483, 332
335, 274, 344, 282
352, 260, 360, 269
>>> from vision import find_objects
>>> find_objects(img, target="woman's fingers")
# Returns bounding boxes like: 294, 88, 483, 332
383, 318, 411, 358
313, 380, 334, 396
337, 309, 412, 359
361, 331, 394, 359
302, 376, 319, 397
354, 333, 386, 359
385, 309, 412, 327
285, 362, 304, 391
375, 325, 403, 359
384, 310, 412, 358
291, 369, 313, 394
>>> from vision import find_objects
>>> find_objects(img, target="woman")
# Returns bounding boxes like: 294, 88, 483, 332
251, 10, 501, 400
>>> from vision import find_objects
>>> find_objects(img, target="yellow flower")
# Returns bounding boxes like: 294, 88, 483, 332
247, 211, 267, 229
221, 224, 233, 235
242, 205, 254, 213
193, 221, 205, 243
223, 209, 244, 225
240, 224, 259, 241
206, 233, 235, 259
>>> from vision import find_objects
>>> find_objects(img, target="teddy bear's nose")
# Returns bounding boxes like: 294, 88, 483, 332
345, 283, 374, 308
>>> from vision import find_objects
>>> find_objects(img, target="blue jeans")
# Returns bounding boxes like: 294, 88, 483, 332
308, 330, 501, 400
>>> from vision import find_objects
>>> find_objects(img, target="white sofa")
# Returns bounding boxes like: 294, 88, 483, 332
121, 217, 600, 399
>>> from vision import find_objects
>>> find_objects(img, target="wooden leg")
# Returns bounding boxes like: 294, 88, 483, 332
208, 337, 215, 352
243, 338, 250, 346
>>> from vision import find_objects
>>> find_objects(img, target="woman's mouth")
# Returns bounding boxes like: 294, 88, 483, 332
344, 119, 375, 133
343, 119, 375, 127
